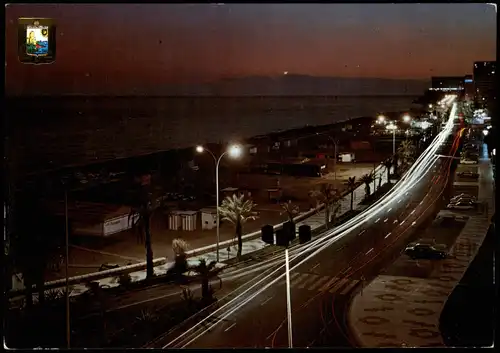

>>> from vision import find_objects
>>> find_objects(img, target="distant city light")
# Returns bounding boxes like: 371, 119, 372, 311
483, 129, 489, 136
402, 114, 411, 123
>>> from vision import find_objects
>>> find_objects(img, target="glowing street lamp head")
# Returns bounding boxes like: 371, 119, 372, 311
195, 145, 204, 153
377, 115, 386, 123
228, 144, 242, 158
428, 104, 433, 108
402, 114, 411, 123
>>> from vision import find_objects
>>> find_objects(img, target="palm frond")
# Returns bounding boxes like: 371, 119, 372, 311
359, 173, 374, 184
219, 194, 258, 225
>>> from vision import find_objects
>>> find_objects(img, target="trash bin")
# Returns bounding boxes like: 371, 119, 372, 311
298, 225, 312, 244
261, 224, 274, 245
283, 221, 296, 241
276, 228, 289, 247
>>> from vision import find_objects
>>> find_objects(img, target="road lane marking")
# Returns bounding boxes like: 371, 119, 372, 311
365, 248, 374, 255
311, 263, 320, 270
308, 276, 331, 291
406, 192, 409, 196
400, 220, 406, 225
387, 208, 392, 212
224, 323, 236, 332
420, 201, 424, 205
410, 209, 416, 214
329, 278, 350, 293
384, 232, 391, 239
412, 221, 417, 226
319, 277, 340, 292
398, 199, 402, 203
383, 218, 388, 223
340, 279, 359, 295
291, 273, 310, 287
260, 297, 273, 306
343, 266, 352, 274
375, 218, 380, 223
358, 230, 366, 235
393, 219, 398, 224
298, 274, 320, 289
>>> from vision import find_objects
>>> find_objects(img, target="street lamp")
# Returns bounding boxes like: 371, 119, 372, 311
386, 124, 397, 155
377, 115, 386, 124
196, 144, 242, 262
402, 114, 411, 123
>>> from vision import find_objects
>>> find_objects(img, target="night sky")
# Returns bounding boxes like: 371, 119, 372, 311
5, 3, 497, 95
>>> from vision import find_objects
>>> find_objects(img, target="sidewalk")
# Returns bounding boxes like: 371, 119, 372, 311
10, 164, 391, 304
348, 158, 493, 348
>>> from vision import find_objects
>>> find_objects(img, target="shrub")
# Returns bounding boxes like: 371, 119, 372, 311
118, 273, 132, 287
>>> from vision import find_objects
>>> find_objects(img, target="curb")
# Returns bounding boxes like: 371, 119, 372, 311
8, 257, 168, 298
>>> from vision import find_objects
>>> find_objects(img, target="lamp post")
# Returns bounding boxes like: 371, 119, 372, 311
60, 178, 71, 349
285, 248, 293, 348
386, 124, 397, 155
196, 144, 242, 262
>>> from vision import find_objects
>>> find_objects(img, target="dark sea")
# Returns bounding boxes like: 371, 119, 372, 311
6, 95, 418, 176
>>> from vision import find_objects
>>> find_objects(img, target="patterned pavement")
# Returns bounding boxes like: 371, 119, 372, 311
348, 159, 493, 348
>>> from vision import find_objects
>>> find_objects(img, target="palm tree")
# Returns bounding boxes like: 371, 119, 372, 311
398, 140, 416, 167
280, 200, 300, 225
347, 176, 357, 211
192, 258, 223, 301
219, 194, 258, 258
128, 174, 172, 279
12, 199, 54, 307
359, 173, 375, 199
169, 238, 190, 280
128, 178, 155, 279
310, 183, 341, 226
329, 192, 343, 226
383, 159, 393, 184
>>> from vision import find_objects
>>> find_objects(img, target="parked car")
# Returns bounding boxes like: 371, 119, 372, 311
405, 243, 447, 260
451, 193, 475, 200
446, 201, 475, 210
457, 171, 479, 178
450, 196, 476, 203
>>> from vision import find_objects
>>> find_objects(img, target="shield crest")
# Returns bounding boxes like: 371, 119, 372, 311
26, 20, 49, 57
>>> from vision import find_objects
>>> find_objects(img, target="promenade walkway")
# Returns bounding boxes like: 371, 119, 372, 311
10, 164, 391, 304
348, 156, 494, 347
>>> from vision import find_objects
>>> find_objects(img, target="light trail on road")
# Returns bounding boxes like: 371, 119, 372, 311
163, 103, 459, 348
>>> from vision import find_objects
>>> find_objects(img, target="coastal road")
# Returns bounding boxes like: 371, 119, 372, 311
150, 117, 462, 348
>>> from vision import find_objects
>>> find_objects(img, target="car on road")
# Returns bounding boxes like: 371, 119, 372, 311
457, 171, 479, 178
446, 201, 475, 210
405, 243, 447, 260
